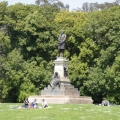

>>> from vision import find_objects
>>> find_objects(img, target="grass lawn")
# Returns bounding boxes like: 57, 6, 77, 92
0, 103, 120, 120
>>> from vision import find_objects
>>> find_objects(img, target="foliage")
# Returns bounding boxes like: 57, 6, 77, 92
0, 1, 120, 104
75, 1, 119, 12
0, 1, 8, 21
69, 6, 120, 104
1, 49, 52, 102
35, 0, 69, 10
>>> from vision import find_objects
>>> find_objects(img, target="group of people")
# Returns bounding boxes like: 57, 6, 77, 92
21, 98, 48, 109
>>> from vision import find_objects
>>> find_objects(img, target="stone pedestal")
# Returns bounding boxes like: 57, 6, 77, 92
53, 57, 69, 79
28, 57, 93, 104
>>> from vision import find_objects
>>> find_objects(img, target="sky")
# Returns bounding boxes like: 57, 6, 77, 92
0, 0, 116, 10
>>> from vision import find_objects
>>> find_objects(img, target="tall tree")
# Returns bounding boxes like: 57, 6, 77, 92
69, 6, 120, 104
81, 1, 119, 12
0, 1, 8, 21
35, 0, 69, 10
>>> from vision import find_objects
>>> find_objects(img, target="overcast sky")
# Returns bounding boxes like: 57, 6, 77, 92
0, 0, 116, 10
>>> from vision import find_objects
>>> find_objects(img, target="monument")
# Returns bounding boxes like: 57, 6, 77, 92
28, 31, 93, 104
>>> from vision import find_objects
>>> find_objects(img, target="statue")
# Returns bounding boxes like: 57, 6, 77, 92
57, 30, 66, 57
50, 72, 60, 90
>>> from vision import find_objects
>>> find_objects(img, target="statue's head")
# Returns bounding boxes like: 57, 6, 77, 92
55, 72, 58, 76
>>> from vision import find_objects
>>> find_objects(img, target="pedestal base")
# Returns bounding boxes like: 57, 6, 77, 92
28, 96, 93, 104
28, 78, 93, 104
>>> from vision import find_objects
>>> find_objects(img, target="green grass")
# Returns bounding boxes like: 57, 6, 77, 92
0, 103, 120, 120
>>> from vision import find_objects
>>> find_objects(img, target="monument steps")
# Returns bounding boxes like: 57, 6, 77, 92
41, 79, 80, 97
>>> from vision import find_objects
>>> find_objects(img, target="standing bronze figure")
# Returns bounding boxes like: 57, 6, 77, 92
57, 30, 66, 57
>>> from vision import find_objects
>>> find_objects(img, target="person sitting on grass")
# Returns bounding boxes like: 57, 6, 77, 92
21, 98, 29, 108
31, 98, 38, 108
41, 99, 48, 108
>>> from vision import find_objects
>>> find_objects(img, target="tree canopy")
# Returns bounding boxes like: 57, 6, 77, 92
0, 0, 120, 104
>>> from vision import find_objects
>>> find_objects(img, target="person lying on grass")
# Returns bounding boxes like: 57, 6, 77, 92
101, 100, 109, 106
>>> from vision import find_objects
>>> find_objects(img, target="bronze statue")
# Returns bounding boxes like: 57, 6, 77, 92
57, 30, 66, 57
50, 72, 60, 90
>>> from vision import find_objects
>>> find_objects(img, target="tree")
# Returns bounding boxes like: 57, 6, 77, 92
0, 32, 10, 102
35, 0, 69, 10
0, 1, 8, 21
0, 3, 55, 102
1, 49, 52, 102
81, 1, 119, 12
67, 6, 120, 104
